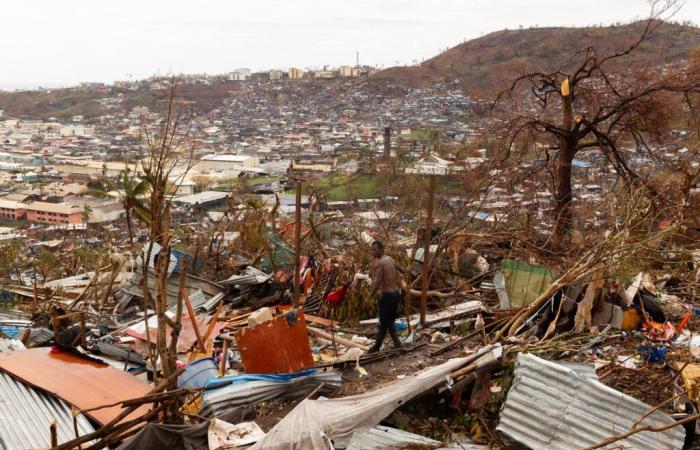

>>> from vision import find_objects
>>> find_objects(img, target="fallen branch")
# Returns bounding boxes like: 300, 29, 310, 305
584, 412, 700, 450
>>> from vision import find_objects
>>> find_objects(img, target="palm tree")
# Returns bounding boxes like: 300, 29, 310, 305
117, 168, 150, 245
81, 204, 93, 234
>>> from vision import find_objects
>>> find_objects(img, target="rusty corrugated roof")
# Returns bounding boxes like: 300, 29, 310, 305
0, 347, 152, 426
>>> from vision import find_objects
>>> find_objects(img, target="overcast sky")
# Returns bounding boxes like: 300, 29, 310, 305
1, 0, 698, 89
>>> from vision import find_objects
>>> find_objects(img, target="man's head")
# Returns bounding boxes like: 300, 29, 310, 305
370, 240, 384, 258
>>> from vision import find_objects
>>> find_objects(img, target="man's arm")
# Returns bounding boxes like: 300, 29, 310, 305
395, 261, 409, 275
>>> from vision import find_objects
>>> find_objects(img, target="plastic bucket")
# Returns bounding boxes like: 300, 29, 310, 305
177, 357, 218, 389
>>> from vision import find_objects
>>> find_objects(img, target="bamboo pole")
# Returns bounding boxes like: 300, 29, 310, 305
420, 175, 437, 326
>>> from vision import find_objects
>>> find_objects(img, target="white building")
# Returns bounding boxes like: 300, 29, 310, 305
195, 154, 260, 171
269, 70, 283, 80
229, 68, 251, 81
406, 154, 454, 175
60, 125, 95, 137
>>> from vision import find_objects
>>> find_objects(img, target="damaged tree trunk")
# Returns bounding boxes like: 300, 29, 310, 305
553, 82, 574, 244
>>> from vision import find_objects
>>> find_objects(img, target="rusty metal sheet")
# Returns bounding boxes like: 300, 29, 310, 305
0, 347, 152, 426
235, 309, 314, 374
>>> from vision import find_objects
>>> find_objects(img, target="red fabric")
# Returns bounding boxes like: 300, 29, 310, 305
324, 285, 348, 305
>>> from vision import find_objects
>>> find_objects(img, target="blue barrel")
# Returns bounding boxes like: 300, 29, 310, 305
177, 357, 218, 389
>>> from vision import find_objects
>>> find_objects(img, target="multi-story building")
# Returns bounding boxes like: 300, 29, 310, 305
288, 68, 305, 80
0, 200, 83, 224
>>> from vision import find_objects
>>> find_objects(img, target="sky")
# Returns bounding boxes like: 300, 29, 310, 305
1, 0, 698, 89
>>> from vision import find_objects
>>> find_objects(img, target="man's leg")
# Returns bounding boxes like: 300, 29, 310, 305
387, 292, 402, 348
370, 294, 389, 353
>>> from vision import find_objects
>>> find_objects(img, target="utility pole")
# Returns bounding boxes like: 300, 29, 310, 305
420, 175, 437, 325
384, 127, 391, 161
293, 180, 302, 308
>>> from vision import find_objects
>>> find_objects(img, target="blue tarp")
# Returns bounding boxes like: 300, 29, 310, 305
0, 326, 21, 339
204, 369, 319, 391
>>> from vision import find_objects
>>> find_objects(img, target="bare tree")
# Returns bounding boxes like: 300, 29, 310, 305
494, 0, 700, 244
138, 81, 197, 409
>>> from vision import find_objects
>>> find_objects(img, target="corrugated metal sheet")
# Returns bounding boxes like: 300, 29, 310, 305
437, 442, 488, 450
0, 347, 152, 426
95, 341, 146, 365
345, 425, 441, 449
138, 241, 178, 277
235, 309, 314, 374
0, 338, 25, 353
200, 370, 341, 418
0, 309, 30, 321
555, 361, 598, 380
497, 353, 684, 450
121, 269, 223, 307
28, 327, 54, 346
0, 371, 95, 450
221, 267, 272, 286
201, 292, 224, 313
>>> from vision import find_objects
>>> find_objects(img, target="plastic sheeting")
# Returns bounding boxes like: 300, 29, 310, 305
249, 356, 474, 450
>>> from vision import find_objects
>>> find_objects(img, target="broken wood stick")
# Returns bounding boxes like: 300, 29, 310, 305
182, 289, 207, 353
307, 326, 369, 351
50, 420, 58, 447
220, 339, 229, 376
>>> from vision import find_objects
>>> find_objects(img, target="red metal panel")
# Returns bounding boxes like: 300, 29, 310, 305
0, 347, 152, 425
235, 309, 314, 374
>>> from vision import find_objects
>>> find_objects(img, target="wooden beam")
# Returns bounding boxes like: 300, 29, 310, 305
182, 289, 206, 354
307, 326, 369, 352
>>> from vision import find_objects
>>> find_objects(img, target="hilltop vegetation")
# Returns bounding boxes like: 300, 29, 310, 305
0, 81, 241, 120
371, 20, 700, 97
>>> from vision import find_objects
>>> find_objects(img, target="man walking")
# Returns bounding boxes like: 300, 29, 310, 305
367, 240, 404, 353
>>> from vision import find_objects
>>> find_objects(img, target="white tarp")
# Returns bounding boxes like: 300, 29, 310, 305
249, 356, 474, 450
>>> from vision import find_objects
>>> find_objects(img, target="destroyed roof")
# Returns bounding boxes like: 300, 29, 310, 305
497, 353, 685, 450
345, 425, 441, 449
220, 266, 273, 286
0, 370, 96, 449
173, 191, 229, 205
0, 337, 26, 353
0, 347, 153, 426
121, 268, 224, 307
0, 339, 96, 449
200, 369, 341, 418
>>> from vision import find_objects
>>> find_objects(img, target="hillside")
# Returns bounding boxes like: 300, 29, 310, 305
0, 81, 242, 120
371, 21, 700, 97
